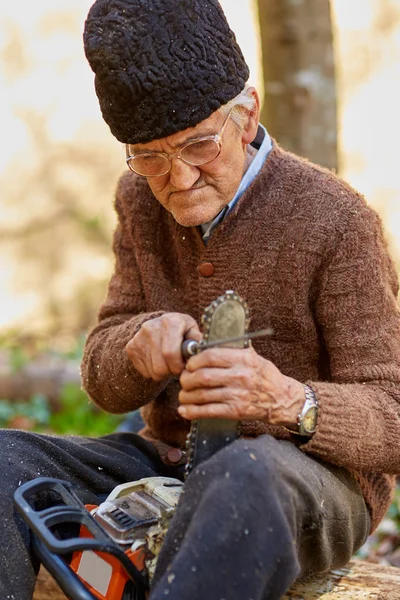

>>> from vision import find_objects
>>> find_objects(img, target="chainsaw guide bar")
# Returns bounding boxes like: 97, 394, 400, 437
184, 290, 250, 478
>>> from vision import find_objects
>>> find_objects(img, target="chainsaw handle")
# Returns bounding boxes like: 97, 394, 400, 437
33, 536, 97, 600
14, 478, 148, 599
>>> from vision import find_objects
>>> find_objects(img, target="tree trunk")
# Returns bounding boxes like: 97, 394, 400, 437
34, 560, 400, 600
256, 0, 338, 170
0, 354, 80, 405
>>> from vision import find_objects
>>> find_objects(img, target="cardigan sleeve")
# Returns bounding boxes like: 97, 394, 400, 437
81, 182, 169, 414
303, 205, 400, 474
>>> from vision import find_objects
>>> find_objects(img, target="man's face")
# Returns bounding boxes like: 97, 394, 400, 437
128, 106, 258, 227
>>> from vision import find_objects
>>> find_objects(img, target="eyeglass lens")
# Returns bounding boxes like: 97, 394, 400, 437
128, 139, 221, 177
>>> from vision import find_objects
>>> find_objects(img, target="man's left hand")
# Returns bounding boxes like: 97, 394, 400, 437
178, 347, 305, 428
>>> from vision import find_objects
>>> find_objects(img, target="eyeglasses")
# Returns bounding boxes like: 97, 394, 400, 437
125, 110, 233, 177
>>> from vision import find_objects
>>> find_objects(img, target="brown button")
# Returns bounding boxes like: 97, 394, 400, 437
199, 262, 215, 277
167, 448, 183, 463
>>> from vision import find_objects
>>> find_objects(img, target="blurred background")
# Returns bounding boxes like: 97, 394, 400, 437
1, 0, 400, 564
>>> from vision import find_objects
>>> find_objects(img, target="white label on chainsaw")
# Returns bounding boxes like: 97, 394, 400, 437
77, 550, 112, 596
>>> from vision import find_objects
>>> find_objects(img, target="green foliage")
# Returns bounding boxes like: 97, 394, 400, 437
48, 382, 123, 436
9, 346, 30, 373
0, 384, 123, 436
355, 484, 400, 562
386, 485, 400, 530
0, 333, 124, 436
0, 394, 50, 427
0, 332, 30, 372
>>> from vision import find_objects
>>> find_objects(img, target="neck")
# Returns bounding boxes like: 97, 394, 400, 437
244, 144, 257, 174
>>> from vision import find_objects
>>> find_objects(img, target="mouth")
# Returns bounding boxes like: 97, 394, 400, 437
174, 182, 207, 192
170, 185, 208, 201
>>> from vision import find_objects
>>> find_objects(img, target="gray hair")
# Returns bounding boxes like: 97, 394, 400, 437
218, 86, 257, 131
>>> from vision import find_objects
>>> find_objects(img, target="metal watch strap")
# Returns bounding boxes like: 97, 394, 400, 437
286, 384, 318, 437
298, 384, 318, 436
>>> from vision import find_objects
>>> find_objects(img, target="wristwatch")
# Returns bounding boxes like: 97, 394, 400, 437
288, 384, 318, 437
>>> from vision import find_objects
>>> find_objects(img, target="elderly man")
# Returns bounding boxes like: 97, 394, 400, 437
2, 0, 400, 599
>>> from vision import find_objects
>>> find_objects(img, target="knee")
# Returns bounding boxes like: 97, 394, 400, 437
0, 429, 42, 496
190, 435, 281, 496
0, 427, 35, 454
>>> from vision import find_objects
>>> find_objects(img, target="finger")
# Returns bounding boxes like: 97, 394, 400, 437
161, 339, 185, 376
148, 350, 172, 381
128, 313, 200, 379
159, 315, 199, 375
178, 401, 239, 421
179, 386, 245, 405
157, 328, 184, 377
185, 324, 203, 343
176, 314, 201, 342
180, 367, 240, 391
185, 347, 253, 372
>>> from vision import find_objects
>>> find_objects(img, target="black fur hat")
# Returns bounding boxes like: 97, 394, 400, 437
83, 0, 249, 144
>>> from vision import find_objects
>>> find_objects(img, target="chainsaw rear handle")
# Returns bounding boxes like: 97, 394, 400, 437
33, 535, 98, 600
14, 477, 148, 599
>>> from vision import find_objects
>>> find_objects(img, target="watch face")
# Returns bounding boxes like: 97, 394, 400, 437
303, 406, 318, 433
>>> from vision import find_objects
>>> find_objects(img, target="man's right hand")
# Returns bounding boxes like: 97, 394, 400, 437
125, 313, 202, 381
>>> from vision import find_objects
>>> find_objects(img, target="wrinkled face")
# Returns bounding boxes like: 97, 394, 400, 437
127, 110, 254, 227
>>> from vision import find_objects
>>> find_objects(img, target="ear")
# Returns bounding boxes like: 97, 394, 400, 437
241, 87, 261, 145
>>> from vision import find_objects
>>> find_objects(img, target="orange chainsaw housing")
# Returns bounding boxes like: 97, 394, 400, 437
69, 505, 148, 600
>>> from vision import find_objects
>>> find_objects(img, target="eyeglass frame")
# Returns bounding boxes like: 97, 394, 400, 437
125, 109, 233, 178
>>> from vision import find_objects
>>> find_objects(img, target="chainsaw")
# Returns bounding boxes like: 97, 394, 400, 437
14, 291, 270, 600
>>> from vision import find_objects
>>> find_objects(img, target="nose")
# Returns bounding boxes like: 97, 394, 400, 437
169, 158, 201, 190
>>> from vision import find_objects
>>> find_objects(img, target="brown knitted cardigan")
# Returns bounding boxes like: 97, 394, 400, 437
81, 142, 400, 533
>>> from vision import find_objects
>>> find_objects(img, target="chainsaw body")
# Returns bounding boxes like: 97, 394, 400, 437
14, 476, 183, 600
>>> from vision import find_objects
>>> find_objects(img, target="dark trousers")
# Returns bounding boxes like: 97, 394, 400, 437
0, 430, 370, 600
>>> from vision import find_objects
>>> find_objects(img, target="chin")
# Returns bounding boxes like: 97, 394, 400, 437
172, 204, 226, 227
171, 211, 205, 227
170, 201, 226, 228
